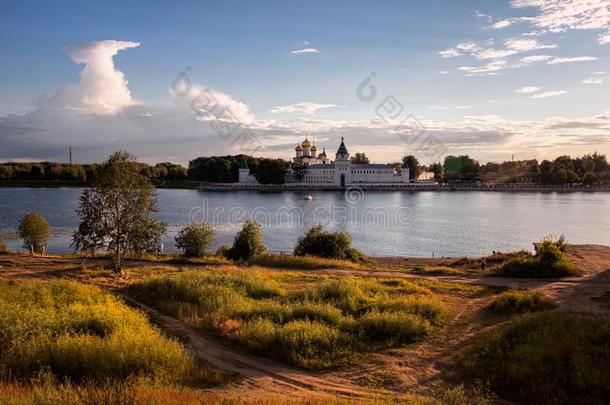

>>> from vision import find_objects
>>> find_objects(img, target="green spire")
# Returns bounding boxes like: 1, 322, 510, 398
239, 158, 249, 169
336, 137, 348, 155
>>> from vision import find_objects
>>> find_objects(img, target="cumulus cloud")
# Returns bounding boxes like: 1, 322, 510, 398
44, 40, 140, 115
529, 90, 567, 98
290, 41, 319, 55
515, 86, 542, 94
270, 102, 338, 114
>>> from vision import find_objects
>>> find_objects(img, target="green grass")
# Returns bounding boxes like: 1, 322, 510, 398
462, 312, 610, 404
0, 279, 211, 385
128, 269, 449, 369
406, 264, 465, 276
247, 254, 367, 270
489, 289, 556, 314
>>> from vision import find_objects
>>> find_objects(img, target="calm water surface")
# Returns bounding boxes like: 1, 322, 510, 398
0, 188, 608, 257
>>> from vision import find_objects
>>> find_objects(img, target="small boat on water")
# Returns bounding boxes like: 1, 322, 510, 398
304, 195, 313, 201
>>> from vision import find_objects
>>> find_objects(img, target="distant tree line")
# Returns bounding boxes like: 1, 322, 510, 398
2, 151, 608, 186
0, 161, 187, 184
187, 155, 289, 184
438, 152, 609, 185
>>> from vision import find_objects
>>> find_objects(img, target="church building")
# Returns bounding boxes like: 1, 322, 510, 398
239, 137, 410, 186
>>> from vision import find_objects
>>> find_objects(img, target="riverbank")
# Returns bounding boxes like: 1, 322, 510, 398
199, 182, 610, 192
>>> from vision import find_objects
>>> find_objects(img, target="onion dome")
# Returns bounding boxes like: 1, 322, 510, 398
319, 148, 327, 157
311, 143, 317, 153
295, 143, 303, 151
301, 136, 311, 148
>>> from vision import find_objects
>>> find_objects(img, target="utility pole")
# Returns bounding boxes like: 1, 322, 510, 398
69, 147, 72, 164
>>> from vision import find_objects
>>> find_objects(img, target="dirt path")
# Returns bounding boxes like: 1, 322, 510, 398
117, 292, 385, 399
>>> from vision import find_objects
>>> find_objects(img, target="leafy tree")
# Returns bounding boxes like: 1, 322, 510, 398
72, 151, 166, 273
17, 211, 50, 255
351, 153, 370, 164
539, 160, 554, 184
443, 155, 479, 182
583, 172, 597, 185
0, 240, 9, 254
294, 225, 364, 261
227, 220, 266, 261
402, 155, 422, 180
175, 223, 215, 257
429, 162, 443, 182
253, 158, 289, 184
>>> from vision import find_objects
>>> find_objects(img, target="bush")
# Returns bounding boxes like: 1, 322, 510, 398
294, 225, 364, 262
357, 311, 431, 345
498, 235, 578, 278
0, 240, 8, 255
17, 211, 50, 254
227, 220, 266, 261
463, 313, 610, 404
174, 223, 214, 257
490, 289, 556, 313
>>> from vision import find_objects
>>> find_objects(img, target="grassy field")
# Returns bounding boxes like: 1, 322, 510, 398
462, 312, 610, 404
0, 279, 225, 389
128, 267, 449, 369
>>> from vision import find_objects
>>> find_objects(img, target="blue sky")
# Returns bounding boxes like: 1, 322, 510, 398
1, 0, 609, 164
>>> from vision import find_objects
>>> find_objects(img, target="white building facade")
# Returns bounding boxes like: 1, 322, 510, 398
239, 137, 410, 186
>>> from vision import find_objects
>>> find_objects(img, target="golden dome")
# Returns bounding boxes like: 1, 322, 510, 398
295, 143, 303, 151
311, 143, 317, 152
301, 136, 311, 148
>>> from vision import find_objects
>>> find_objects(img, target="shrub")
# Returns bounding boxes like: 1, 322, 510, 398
289, 302, 344, 325
294, 225, 364, 262
17, 211, 50, 254
463, 313, 610, 404
174, 223, 214, 257
215, 244, 232, 258
276, 320, 344, 369
372, 296, 448, 325
0, 240, 8, 255
227, 220, 266, 261
497, 235, 578, 278
490, 289, 556, 314
357, 311, 431, 345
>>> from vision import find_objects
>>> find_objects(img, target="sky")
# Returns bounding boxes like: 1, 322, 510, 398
1, 0, 609, 165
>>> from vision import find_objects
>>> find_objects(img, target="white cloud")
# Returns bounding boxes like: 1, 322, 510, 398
428, 105, 448, 110
439, 48, 462, 58
510, 0, 610, 45
42, 40, 140, 115
270, 102, 338, 114
439, 70, 450, 74
582, 77, 604, 84
529, 90, 567, 99
491, 20, 513, 29
290, 41, 319, 55
593, 71, 607, 75
521, 54, 552, 64
547, 56, 598, 64
458, 60, 508, 75
505, 38, 557, 51
515, 86, 542, 94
